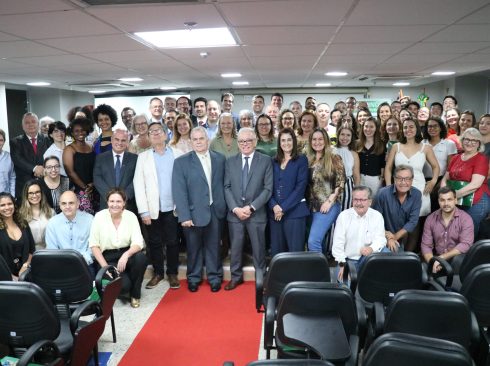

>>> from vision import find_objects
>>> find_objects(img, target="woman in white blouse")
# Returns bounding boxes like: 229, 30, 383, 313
89, 188, 147, 308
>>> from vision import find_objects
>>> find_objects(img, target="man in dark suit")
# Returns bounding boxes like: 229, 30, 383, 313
93, 129, 137, 212
224, 127, 273, 290
172, 127, 227, 292
10, 112, 50, 199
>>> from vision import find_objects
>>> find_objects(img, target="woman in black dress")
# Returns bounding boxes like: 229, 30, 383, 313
0, 192, 35, 279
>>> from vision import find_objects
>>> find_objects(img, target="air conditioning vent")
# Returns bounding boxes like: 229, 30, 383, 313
357, 74, 424, 82
77, 0, 203, 5
68, 80, 134, 88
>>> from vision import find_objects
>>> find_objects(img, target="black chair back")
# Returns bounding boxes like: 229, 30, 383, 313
247, 360, 334, 366
356, 253, 423, 306
0, 255, 12, 281
461, 263, 490, 327
363, 332, 473, 366
29, 250, 93, 305
0, 281, 59, 351
264, 252, 330, 301
384, 290, 474, 349
459, 239, 490, 282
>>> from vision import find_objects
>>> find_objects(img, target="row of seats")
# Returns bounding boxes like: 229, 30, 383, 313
0, 249, 122, 365
253, 240, 490, 365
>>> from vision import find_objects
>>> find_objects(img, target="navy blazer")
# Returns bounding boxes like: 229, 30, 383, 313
224, 151, 273, 223
268, 154, 310, 219
172, 150, 227, 226
93, 150, 137, 210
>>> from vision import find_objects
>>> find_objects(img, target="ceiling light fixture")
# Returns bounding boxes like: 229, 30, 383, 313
315, 83, 332, 87
232, 81, 249, 86
26, 82, 51, 86
88, 90, 106, 94
325, 72, 348, 77
118, 77, 143, 82
221, 73, 242, 78
134, 27, 237, 49
160, 86, 177, 90
431, 71, 455, 76
393, 82, 410, 86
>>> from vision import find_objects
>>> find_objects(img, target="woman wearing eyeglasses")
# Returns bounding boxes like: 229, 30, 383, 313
441, 128, 490, 233
255, 114, 277, 157
39, 156, 71, 214
18, 179, 54, 250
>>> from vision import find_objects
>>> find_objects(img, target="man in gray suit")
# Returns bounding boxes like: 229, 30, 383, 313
93, 129, 137, 212
172, 127, 226, 292
224, 127, 273, 290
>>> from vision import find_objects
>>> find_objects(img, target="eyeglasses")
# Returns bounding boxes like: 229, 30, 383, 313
352, 198, 370, 203
149, 129, 164, 135
394, 176, 413, 183
427, 124, 440, 129
462, 138, 480, 145
238, 139, 255, 145
282, 117, 294, 121
28, 191, 42, 196
45, 165, 60, 170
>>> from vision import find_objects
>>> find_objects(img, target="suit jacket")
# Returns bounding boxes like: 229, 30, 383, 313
268, 154, 310, 219
224, 151, 273, 223
172, 150, 226, 226
10, 133, 49, 196
93, 150, 137, 210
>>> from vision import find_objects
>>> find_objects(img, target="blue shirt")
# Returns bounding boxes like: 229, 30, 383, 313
153, 147, 174, 212
45, 210, 94, 264
373, 184, 421, 234
0, 150, 16, 196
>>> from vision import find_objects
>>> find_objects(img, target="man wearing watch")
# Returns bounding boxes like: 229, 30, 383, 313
332, 185, 387, 282
224, 128, 273, 291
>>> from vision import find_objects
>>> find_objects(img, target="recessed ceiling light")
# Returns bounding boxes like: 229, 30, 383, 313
431, 71, 455, 76
89, 90, 106, 94
325, 72, 348, 77
315, 83, 332, 87
26, 82, 51, 86
134, 28, 237, 48
393, 82, 410, 86
233, 81, 249, 86
118, 77, 143, 82
221, 73, 242, 78
160, 86, 177, 90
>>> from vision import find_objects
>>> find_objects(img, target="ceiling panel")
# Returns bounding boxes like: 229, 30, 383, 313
0, 0, 74, 14
425, 25, 490, 42
457, 4, 490, 24
0, 41, 67, 58
335, 25, 445, 43
162, 46, 245, 60
16, 54, 101, 67
243, 44, 324, 57
403, 42, 490, 54
237, 26, 337, 45
327, 42, 412, 55
39, 34, 148, 54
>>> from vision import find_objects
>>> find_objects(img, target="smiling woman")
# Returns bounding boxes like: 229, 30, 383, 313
93, 104, 118, 155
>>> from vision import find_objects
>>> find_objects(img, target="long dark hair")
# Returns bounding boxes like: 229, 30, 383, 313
0, 192, 26, 230
275, 128, 299, 163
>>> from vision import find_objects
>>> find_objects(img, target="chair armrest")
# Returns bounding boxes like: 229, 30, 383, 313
264, 296, 276, 349
346, 335, 359, 366
70, 300, 102, 335
95, 265, 118, 297
17, 340, 62, 366
345, 261, 358, 292
255, 267, 264, 313
428, 256, 454, 289
371, 301, 385, 338
18, 266, 31, 282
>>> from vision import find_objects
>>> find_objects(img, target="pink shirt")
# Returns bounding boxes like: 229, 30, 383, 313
421, 207, 474, 256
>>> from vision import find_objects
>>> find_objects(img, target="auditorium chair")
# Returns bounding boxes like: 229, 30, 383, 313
428, 239, 490, 291
0, 254, 12, 281
362, 332, 474, 366
273, 282, 363, 365
224, 361, 334, 366
366, 289, 480, 357
257, 252, 331, 358
0, 281, 104, 364
17, 340, 64, 366
94, 265, 122, 343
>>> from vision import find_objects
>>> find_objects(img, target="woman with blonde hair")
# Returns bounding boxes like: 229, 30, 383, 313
210, 113, 239, 158
128, 114, 151, 154
169, 113, 193, 158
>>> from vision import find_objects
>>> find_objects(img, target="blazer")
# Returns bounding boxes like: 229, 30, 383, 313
10, 133, 49, 196
93, 151, 137, 210
224, 151, 273, 223
172, 150, 227, 226
133, 148, 174, 219
268, 154, 310, 219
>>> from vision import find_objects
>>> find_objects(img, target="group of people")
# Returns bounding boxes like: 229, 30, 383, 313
0, 92, 488, 306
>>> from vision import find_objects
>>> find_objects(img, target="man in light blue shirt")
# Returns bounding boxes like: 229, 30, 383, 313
45, 191, 95, 277
0, 129, 16, 196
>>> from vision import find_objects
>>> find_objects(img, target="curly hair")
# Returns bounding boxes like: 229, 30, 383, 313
67, 117, 94, 137
93, 104, 118, 127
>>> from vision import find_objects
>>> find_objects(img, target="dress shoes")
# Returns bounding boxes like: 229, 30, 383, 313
210, 283, 221, 292
188, 282, 199, 292
130, 297, 140, 308
168, 274, 181, 289
224, 278, 244, 291
145, 274, 164, 289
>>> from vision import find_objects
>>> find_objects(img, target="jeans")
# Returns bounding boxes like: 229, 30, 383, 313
463, 192, 489, 234
308, 202, 341, 252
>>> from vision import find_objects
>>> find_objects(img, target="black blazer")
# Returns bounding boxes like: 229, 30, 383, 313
10, 133, 50, 198
93, 151, 138, 211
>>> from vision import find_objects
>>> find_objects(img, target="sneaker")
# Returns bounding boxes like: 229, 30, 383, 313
168, 274, 180, 289
145, 274, 164, 289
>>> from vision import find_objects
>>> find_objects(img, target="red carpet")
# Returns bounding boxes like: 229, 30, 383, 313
119, 281, 263, 366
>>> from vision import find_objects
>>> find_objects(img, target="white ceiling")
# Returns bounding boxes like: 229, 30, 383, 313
0, 0, 489, 93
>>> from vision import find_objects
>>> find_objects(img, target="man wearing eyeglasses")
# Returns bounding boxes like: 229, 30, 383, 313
332, 185, 387, 281
373, 164, 422, 252
223, 128, 272, 290
134, 122, 180, 290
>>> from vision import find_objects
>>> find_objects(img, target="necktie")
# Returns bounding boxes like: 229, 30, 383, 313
241, 156, 249, 200
115, 155, 121, 186
31, 137, 37, 154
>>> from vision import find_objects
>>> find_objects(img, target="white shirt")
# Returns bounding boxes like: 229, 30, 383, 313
242, 152, 255, 169
196, 151, 213, 204
423, 139, 457, 178
112, 151, 125, 167
332, 207, 386, 262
